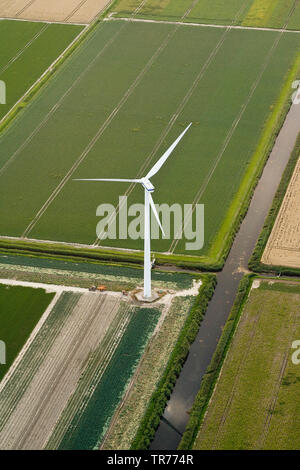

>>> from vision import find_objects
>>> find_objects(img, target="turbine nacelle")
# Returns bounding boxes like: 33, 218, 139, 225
141, 178, 154, 192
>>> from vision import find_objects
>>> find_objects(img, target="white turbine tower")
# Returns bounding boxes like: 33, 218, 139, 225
74, 123, 192, 299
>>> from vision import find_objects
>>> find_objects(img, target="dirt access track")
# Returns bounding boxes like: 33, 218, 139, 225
0, 0, 112, 24
262, 156, 300, 269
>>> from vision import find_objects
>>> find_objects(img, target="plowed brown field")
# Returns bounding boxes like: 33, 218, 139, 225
0, 0, 111, 24
262, 157, 300, 269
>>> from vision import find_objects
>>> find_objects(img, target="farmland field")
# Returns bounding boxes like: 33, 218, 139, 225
0, 288, 161, 449
193, 279, 300, 450
262, 156, 300, 269
113, 0, 300, 30
0, 0, 111, 24
0, 19, 83, 121
0, 19, 300, 267
0, 283, 54, 380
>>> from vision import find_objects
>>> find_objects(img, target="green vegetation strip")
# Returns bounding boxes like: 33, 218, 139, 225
58, 305, 161, 450
0, 284, 54, 381
191, 279, 300, 450
249, 132, 300, 276
131, 274, 216, 449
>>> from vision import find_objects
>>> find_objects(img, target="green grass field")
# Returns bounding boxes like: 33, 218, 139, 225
194, 280, 300, 450
0, 19, 300, 265
0, 19, 83, 120
113, 0, 300, 29
0, 284, 54, 381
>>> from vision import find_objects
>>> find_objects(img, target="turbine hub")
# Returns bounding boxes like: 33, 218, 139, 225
141, 178, 154, 192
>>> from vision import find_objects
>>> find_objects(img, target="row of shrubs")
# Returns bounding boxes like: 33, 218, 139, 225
130, 274, 217, 449
178, 274, 254, 449
249, 132, 300, 276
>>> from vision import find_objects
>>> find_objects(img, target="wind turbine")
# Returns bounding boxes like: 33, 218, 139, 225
74, 123, 192, 299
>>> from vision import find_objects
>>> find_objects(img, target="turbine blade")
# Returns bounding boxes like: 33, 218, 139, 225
73, 178, 141, 183
148, 192, 165, 236
146, 123, 192, 179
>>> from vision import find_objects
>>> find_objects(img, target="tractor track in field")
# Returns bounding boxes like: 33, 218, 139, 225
0, 23, 49, 74
0, 0, 149, 178
0, 292, 126, 449
209, 306, 262, 450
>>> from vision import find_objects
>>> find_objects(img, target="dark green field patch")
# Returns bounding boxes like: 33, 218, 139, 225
0, 284, 54, 380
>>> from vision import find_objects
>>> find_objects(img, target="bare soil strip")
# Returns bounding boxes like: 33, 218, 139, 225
263, 157, 300, 268
0, 0, 112, 24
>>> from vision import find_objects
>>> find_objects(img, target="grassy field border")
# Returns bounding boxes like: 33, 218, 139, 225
178, 274, 254, 450
249, 133, 300, 276
129, 273, 217, 450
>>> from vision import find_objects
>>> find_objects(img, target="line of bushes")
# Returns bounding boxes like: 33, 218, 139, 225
178, 274, 255, 450
130, 273, 217, 450
248, 132, 300, 276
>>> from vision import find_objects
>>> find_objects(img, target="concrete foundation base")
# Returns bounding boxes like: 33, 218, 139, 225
134, 290, 160, 303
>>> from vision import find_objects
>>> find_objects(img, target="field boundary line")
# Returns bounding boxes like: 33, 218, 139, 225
0, 23, 89, 129
21, 0, 202, 238
0, 23, 49, 75
0, 290, 61, 394
106, 16, 300, 34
